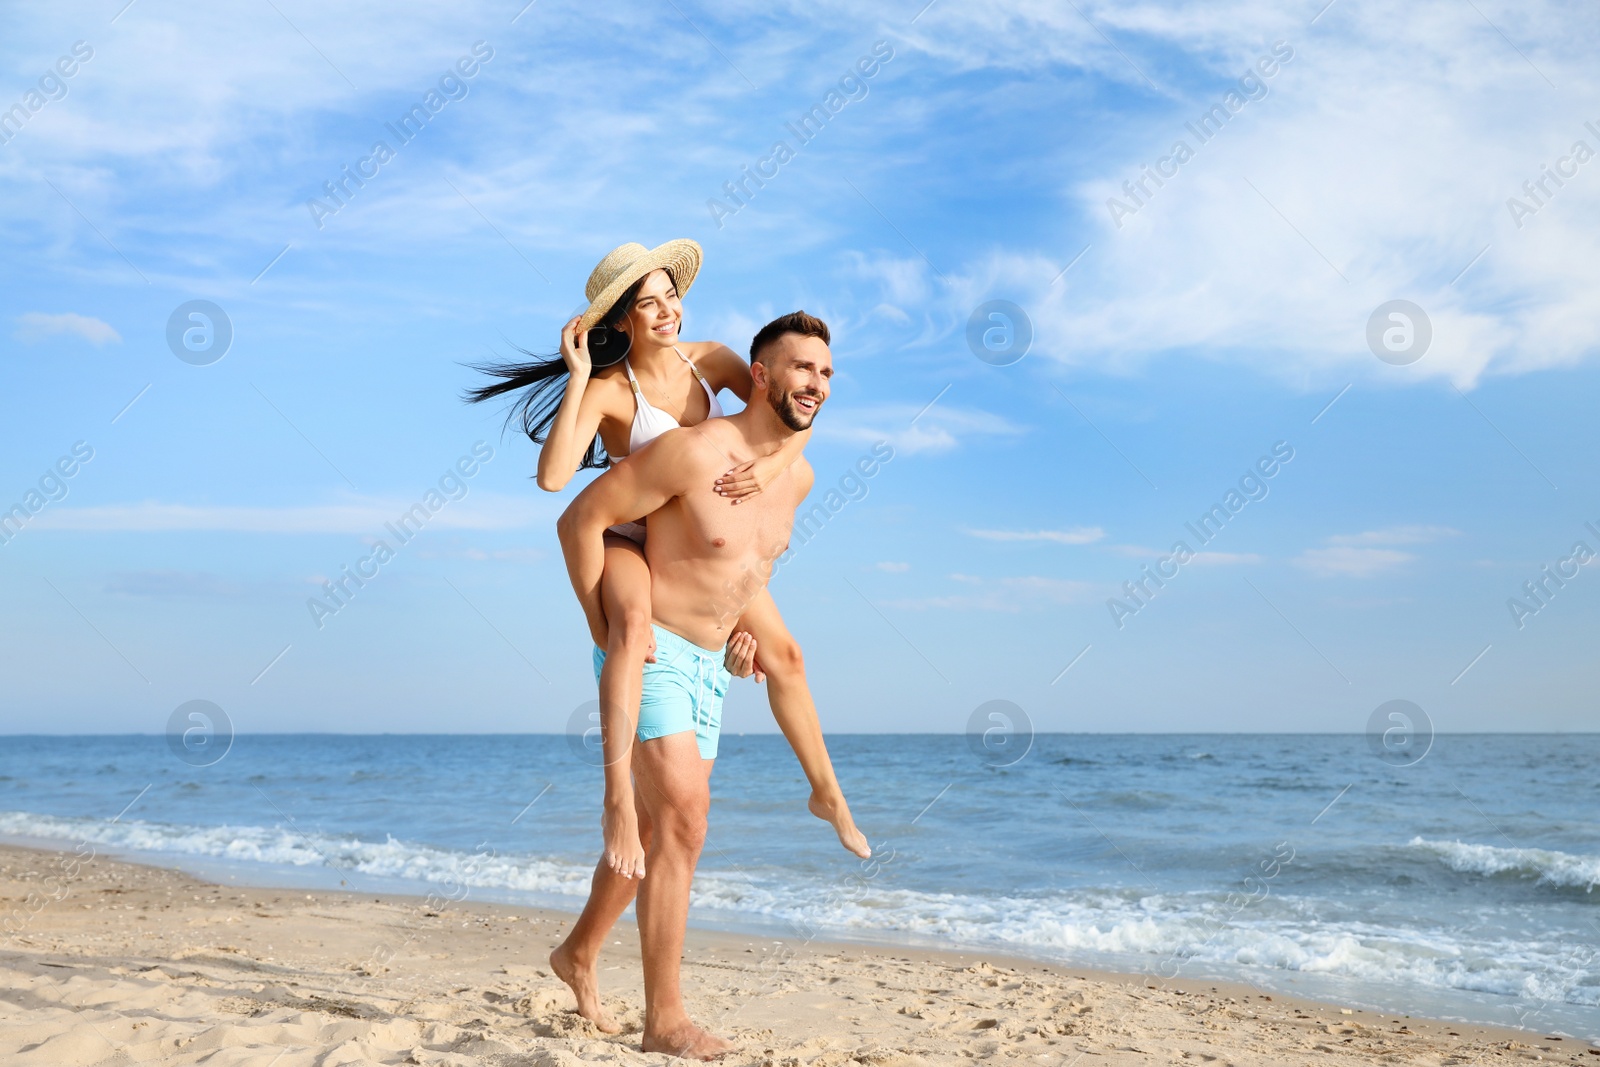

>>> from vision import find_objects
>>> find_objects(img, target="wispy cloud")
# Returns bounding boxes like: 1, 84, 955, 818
14, 312, 121, 346
820, 1, 1600, 389
1326, 525, 1460, 546
1296, 525, 1458, 577
1108, 543, 1259, 565
883, 574, 1098, 611
817, 403, 1024, 455
967, 526, 1105, 544
32, 493, 555, 534
1296, 546, 1415, 579
1189, 551, 1262, 566
414, 546, 546, 563
104, 570, 247, 599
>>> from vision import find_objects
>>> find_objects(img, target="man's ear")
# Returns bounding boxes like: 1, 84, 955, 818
749, 356, 769, 392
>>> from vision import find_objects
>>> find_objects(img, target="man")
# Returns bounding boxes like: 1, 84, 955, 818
552, 311, 856, 1059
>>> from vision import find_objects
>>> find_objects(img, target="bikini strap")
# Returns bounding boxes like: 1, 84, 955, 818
674, 345, 708, 384
622, 358, 642, 395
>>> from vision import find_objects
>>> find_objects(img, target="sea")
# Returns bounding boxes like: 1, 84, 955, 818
0, 732, 1595, 1039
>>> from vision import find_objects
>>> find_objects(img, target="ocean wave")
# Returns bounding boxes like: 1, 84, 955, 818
2, 809, 1594, 1009
1408, 837, 1600, 893
0, 810, 597, 900
691, 874, 1598, 1007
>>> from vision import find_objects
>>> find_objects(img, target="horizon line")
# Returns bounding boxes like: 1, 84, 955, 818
1, 730, 1594, 738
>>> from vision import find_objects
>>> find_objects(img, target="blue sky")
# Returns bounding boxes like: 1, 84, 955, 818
1, 0, 1596, 736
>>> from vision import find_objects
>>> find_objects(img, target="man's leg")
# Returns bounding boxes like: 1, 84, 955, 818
549, 537, 655, 1030
735, 588, 869, 857
632, 732, 732, 1059
549, 793, 651, 1033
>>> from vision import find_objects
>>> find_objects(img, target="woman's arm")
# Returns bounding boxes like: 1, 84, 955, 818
536, 317, 609, 491
715, 427, 811, 501
696, 342, 812, 500
702, 342, 754, 403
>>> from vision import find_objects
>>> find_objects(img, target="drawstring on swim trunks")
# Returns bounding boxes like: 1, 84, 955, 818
688, 648, 713, 735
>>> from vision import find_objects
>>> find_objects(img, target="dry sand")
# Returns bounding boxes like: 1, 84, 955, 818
0, 843, 1589, 1066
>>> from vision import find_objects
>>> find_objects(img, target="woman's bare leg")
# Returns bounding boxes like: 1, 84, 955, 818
593, 536, 654, 879
734, 588, 869, 857
549, 535, 655, 1031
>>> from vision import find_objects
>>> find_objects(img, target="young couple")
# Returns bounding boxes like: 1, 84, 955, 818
468, 239, 868, 1059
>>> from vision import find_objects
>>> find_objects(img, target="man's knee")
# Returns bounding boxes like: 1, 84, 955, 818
655, 799, 709, 853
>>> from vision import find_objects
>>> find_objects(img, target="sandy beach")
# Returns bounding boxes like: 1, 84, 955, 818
0, 844, 1587, 1066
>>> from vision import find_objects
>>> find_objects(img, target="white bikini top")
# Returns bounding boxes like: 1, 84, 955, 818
613, 346, 723, 460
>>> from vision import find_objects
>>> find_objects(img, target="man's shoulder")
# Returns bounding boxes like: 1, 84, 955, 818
791, 455, 815, 495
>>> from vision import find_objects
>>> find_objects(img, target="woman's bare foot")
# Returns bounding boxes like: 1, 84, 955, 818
642, 1020, 736, 1060
603, 803, 647, 879
549, 942, 621, 1034
808, 791, 870, 858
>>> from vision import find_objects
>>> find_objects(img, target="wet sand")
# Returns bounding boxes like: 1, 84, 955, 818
0, 843, 1587, 1065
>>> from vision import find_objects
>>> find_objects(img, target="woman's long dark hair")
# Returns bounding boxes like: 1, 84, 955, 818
463, 270, 671, 471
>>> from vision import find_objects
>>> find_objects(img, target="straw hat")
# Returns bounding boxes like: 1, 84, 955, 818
578, 239, 703, 333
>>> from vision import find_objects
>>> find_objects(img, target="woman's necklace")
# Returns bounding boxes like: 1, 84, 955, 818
635, 361, 689, 415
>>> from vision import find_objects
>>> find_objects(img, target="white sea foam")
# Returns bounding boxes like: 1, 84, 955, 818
697, 877, 1597, 1006
0, 810, 596, 899
1408, 837, 1600, 892
2, 810, 1594, 1009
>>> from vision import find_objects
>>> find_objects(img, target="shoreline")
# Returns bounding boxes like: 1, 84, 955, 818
2, 842, 1588, 1066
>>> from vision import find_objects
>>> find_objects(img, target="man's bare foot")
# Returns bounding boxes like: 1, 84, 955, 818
808, 791, 870, 858
642, 1020, 736, 1060
603, 803, 646, 879
549, 942, 621, 1033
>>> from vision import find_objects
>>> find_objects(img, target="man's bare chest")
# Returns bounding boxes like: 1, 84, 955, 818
674, 481, 798, 564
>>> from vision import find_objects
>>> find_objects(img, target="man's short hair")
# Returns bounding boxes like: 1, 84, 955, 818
750, 310, 830, 366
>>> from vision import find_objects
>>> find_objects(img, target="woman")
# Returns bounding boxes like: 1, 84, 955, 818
467, 240, 868, 1033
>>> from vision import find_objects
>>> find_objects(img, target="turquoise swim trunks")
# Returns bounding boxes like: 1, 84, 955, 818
592, 624, 730, 759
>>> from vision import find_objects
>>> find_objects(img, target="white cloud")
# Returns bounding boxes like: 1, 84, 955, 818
803, 0, 1600, 388
415, 546, 547, 563
104, 570, 246, 598
875, 561, 910, 572
1327, 525, 1459, 546
9, 0, 1595, 391
1296, 546, 1415, 579
1108, 543, 1257, 564
816, 403, 1025, 454
14, 312, 120, 345
846, 251, 934, 307
31, 492, 555, 534
1326, 595, 1416, 608
1296, 524, 1458, 576
967, 526, 1105, 544
1050, 4, 1600, 387
1189, 551, 1262, 566
871, 303, 911, 325
885, 574, 1099, 611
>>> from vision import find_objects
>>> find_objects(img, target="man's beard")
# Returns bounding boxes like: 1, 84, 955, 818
768, 387, 822, 431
